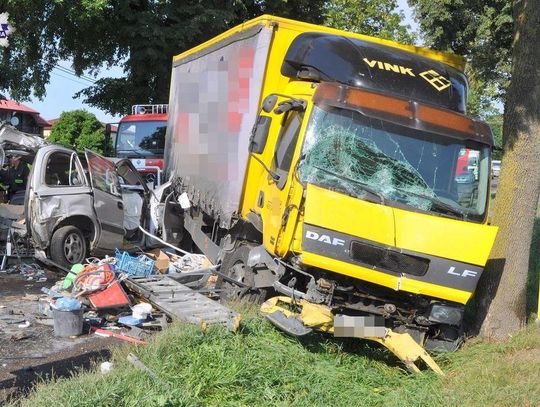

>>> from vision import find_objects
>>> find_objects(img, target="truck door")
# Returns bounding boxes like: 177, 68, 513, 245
85, 150, 125, 251
257, 107, 305, 255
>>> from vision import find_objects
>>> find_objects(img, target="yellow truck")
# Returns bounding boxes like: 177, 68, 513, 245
161, 15, 497, 371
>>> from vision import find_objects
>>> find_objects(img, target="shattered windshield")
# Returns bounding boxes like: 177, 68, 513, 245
115, 120, 166, 157
298, 105, 490, 222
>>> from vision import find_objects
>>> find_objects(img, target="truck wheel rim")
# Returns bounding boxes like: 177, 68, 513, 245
223, 262, 247, 298
64, 233, 83, 263
229, 262, 246, 284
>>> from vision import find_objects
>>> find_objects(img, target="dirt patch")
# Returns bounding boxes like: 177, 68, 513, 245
507, 347, 540, 363
0, 273, 115, 403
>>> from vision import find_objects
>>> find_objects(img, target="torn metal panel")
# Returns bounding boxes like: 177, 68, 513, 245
0, 122, 45, 152
124, 275, 241, 331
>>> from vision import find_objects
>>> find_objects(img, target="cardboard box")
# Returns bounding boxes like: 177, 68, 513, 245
145, 249, 170, 274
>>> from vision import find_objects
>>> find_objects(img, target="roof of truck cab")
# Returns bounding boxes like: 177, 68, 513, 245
120, 113, 168, 123
172, 14, 466, 72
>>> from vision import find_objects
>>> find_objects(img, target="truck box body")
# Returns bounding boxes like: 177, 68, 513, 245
165, 24, 273, 225
164, 15, 467, 226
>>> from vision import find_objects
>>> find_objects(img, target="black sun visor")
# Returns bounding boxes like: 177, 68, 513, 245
282, 32, 468, 114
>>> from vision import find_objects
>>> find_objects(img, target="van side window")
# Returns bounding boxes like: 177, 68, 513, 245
275, 112, 302, 172
45, 152, 85, 186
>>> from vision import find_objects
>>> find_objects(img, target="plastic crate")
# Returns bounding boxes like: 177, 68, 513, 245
115, 249, 155, 277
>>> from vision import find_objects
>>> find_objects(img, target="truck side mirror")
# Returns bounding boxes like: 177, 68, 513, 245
249, 115, 272, 154
273, 99, 306, 115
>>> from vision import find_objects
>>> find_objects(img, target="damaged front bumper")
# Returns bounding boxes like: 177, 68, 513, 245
260, 296, 444, 375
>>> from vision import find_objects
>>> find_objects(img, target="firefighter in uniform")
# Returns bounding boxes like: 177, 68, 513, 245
0, 155, 30, 202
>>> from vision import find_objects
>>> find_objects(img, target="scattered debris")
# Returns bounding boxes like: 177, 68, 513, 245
127, 353, 158, 380
2, 244, 239, 366
10, 332, 32, 341
100, 361, 113, 375
93, 328, 147, 345
4, 263, 46, 281
17, 320, 31, 328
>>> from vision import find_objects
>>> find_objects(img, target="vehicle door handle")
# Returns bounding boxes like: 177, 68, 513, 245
117, 201, 124, 210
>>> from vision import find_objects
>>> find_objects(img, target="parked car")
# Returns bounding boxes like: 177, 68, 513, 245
24, 145, 153, 267
455, 170, 475, 184
492, 160, 501, 177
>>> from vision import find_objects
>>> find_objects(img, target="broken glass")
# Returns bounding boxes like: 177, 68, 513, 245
299, 105, 490, 220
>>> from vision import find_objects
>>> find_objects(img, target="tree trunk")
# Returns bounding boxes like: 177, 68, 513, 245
473, 0, 540, 341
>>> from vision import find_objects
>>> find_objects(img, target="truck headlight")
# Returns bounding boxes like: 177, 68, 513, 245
428, 304, 463, 326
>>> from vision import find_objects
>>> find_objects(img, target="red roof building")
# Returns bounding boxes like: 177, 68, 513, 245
0, 99, 51, 136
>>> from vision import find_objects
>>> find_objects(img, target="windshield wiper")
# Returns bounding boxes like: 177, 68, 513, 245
310, 165, 385, 204
116, 149, 145, 157
393, 188, 467, 219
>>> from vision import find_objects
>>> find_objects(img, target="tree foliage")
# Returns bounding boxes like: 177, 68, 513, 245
0, 0, 326, 115
408, 0, 513, 114
48, 110, 106, 153
323, 0, 415, 44
0, 0, 414, 115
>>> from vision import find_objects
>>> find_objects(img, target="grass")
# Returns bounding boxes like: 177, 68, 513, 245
11, 216, 540, 406
11, 307, 540, 407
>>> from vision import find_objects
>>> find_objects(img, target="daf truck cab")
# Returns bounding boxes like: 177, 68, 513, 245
161, 16, 497, 358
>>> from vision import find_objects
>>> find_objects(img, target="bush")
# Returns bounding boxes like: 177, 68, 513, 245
48, 110, 106, 154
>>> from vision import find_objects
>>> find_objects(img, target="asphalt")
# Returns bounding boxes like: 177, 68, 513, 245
0, 272, 114, 403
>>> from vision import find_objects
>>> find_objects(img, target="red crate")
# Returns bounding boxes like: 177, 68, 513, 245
88, 280, 130, 309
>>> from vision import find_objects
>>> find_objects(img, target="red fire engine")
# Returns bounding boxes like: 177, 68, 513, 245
106, 104, 168, 186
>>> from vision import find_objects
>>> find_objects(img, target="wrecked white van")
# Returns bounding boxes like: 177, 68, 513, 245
24, 145, 152, 267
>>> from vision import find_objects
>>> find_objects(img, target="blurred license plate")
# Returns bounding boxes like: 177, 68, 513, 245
334, 315, 386, 338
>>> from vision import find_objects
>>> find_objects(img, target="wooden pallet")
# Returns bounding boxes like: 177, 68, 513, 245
124, 275, 241, 331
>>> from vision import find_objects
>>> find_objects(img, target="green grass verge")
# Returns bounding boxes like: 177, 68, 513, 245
12, 216, 540, 406
12, 308, 540, 407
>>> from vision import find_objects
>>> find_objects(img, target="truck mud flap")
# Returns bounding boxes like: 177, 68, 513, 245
263, 311, 313, 336
260, 296, 444, 375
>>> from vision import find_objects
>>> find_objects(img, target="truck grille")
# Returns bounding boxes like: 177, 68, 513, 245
350, 241, 429, 276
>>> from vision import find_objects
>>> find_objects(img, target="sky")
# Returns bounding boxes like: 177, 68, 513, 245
26, 1, 419, 124
28, 63, 124, 123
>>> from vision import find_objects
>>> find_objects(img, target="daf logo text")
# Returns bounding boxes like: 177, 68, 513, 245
447, 266, 478, 278
305, 230, 345, 246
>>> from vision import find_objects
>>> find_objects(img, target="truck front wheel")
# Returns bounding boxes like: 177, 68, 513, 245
217, 243, 266, 304
50, 225, 88, 268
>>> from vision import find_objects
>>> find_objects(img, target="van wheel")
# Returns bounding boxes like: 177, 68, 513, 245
50, 225, 87, 268
217, 243, 266, 304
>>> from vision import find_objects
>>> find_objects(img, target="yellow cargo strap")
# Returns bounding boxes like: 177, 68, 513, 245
261, 296, 444, 375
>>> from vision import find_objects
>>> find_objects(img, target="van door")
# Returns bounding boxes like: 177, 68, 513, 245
115, 158, 152, 244
25, 145, 94, 250
84, 150, 125, 251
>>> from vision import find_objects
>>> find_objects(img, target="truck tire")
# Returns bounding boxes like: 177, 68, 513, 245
217, 243, 266, 304
50, 225, 88, 268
